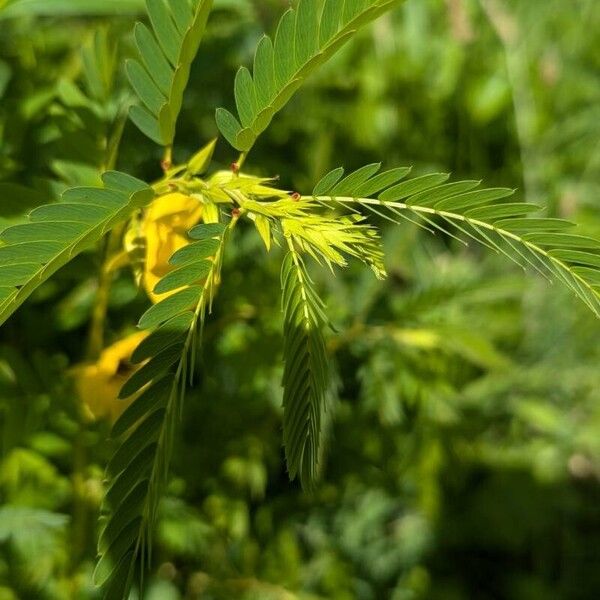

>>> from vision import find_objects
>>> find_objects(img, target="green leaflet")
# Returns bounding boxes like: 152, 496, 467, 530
153, 260, 212, 294
138, 286, 202, 329
169, 238, 220, 265
379, 173, 450, 202
128, 0, 213, 146
281, 248, 331, 489
112, 377, 173, 437
97, 221, 231, 599
0, 172, 153, 327
118, 344, 183, 399
97, 480, 148, 554
330, 163, 381, 196
131, 314, 194, 363
354, 167, 412, 197
549, 250, 600, 269
105, 444, 156, 508
406, 180, 480, 207
217, 0, 402, 151
94, 522, 140, 587
313, 166, 345, 196
106, 409, 165, 477
313, 164, 600, 316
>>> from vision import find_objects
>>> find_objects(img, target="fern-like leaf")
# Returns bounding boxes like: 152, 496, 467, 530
96, 220, 230, 599
281, 243, 331, 489
311, 165, 600, 316
216, 0, 401, 152
0, 172, 153, 327
127, 0, 213, 146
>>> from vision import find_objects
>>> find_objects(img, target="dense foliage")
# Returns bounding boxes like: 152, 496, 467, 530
0, 0, 599, 599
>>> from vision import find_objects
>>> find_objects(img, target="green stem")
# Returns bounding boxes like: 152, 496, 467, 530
236, 152, 248, 172
86, 226, 124, 360
71, 226, 124, 569
162, 145, 173, 172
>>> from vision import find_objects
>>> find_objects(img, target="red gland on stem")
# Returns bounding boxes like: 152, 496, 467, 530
230, 162, 240, 174
161, 158, 172, 172
291, 192, 301, 201
231, 207, 241, 218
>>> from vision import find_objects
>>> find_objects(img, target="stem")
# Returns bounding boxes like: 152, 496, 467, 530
72, 225, 126, 568
236, 152, 248, 172
161, 145, 173, 172
86, 226, 124, 360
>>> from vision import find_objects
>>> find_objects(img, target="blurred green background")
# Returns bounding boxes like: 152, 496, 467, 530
1, 0, 600, 598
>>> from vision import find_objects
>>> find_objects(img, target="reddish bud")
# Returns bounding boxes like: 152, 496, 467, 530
230, 162, 240, 174
231, 208, 241, 218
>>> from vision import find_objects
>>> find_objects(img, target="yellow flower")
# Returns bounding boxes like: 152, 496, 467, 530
142, 192, 203, 303
73, 332, 148, 423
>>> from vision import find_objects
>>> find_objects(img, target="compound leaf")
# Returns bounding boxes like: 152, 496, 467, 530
313, 164, 600, 316
128, 0, 213, 147
217, 0, 401, 151
0, 172, 153, 327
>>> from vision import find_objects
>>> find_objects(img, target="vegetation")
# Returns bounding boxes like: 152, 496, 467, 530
0, 0, 599, 598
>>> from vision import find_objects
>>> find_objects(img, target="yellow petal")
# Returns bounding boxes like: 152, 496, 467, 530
73, 331, 148, 423
142, 193, 203, 303
96, 331, 148, 373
